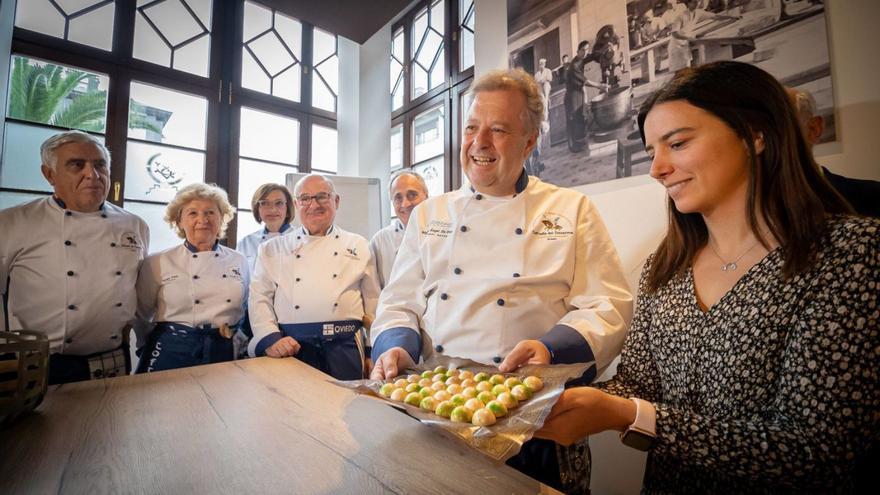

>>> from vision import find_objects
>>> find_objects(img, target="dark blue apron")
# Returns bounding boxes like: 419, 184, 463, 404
136, 322, 234, 373
278, 319, 363, 380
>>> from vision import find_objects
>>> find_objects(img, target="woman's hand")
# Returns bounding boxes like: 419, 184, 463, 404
266, 336, 301, 358
535, 387, 638, 446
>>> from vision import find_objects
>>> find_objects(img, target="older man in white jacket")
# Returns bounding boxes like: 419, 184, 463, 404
369, 171, 428, 288
248, 174, 381, 379
0, 131, 149, 384
370, 69, 633, 493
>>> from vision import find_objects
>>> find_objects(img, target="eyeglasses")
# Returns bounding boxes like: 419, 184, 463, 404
296, 192, 334, 206
257, 200, 287, 209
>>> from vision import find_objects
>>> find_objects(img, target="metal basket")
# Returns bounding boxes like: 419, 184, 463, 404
0, 330, 49, 427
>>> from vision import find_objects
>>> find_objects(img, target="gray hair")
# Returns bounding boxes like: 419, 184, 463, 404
789, 88, 818, 126
468, 68, 543, 136
293, 174, 337, 197
389, 170, 428, 196
164, 183, 236, 239
40, 130, 110, 170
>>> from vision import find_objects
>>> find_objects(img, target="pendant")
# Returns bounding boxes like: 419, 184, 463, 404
721, 262, 737, 272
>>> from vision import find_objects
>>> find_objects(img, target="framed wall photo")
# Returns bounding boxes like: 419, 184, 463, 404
508, 0, 834, 187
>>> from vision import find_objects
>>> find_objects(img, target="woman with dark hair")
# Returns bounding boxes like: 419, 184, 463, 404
536, 61, 878, 492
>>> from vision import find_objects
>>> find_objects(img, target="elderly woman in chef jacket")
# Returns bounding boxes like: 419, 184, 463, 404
135, 183, 249, 373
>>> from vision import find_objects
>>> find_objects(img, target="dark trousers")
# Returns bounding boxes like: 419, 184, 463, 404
279, 320, 363, 380
507, 437, 591, 494
136, 323, 233, 373
48, 343, 131, 385
564, 87, 587, 152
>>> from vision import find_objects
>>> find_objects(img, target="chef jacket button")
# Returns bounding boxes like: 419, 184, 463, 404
333, 274, 337, 278
435, 345, 444, 353
194, 300, 201, 304
101, 214, 107, 218
193, 275, 200, 279
333, 303, 338, 307
67, 270, 74, 276
65, 240, 72, 246
440, 293, 448, 300
214, 253, 219, 257
295, 277, 301, 282
335, 235, 339, 239
297, 236, 301, 240
460, 225, 468, 232
296, 254, 301, 259
475, 194, 483, 200
515, 228, 523, 235
454, 267, 462, 275
334, 252, 338, 256
67, 304, 76, 310
192, 254, 198, 259
65, 211, 72, 216
496, 298, 505, 306
116, 271, 122, 276
513, 273, 521, 278
115, 302, 122, 307
65, 337, 73, 344
492, 355, 502, 364
226, 299, 231, 303
295, 305, 300, 309
222, 274, 227, 278
110, 242, 116, 247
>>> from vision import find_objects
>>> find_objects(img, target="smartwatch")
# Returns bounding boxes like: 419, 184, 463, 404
620, 398, 656, 451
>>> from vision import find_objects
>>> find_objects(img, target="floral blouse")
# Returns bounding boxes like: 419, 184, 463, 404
598, 215, 879, 494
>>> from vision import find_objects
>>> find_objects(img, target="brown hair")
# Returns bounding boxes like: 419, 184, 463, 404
250, 183, 295, 224
637, 61, 852, 292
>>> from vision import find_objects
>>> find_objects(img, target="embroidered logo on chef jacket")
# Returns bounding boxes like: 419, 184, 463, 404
344, 247, 359, 259
120, 231, 143, 251
532, 212, 574, 240
422, 220, 452, 238
226, 267, 244, 281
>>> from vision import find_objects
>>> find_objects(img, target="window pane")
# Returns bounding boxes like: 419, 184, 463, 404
460, 0, 475, 71
413, 104, 445, 163
123, 201, 181, 254
311, 125, 337, 173
391, 30, 404, 110
6, 55, 109, 133
412, 2, 445, 96
1, 122, 64, 193
0, 191, 45, 211
242, 1, 302, 102
313, 28, 336, 63
313, 54, 339, 112
128, 82, 208, 150
237, 159, 298, 208
133, 0, 213, 77
390, 124, 403, 170
236, 211, 262, 244
124, 141, 206, 203
15, 0, 114, 51
413, 157, 445, 197
239, 108, 299, 165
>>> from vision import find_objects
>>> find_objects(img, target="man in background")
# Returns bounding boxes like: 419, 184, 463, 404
370, 171, 428, 289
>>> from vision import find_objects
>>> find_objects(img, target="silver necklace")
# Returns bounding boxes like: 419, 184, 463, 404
707, 235, 764, 272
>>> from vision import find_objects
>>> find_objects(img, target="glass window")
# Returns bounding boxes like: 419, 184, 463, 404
133, 0, 213, 77
412, 104, 445, 163
242, 1, 302, 102
413, 156, 444, 198
14, 0, 115, 51
459, 0, 475, 71
411, 0, 445, 99
239, 107, 300, 165
6, 55, 110, 133
312, 28, 338, 112
1, 122, 66, 193
311, 124, 338, 173
390, 29, 405, 111
123, 201, 181, 254
123, 141, 206, 203
236, 211, 262, 244
128, 82, 208, 149
390, 124, 403, 171
236, 159, 297, 208
0, 191, 45, 211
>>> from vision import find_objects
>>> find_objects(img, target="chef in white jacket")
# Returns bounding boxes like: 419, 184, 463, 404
135, 183, 248, 373
369, 171, 428, 288
369, 69, 633, 493
0, 131, 149, 384
248, 174, 381, 380
237, 182, 296, 273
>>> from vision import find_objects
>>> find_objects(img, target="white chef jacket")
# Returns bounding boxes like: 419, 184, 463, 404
371, 173, 633, 378
248, 225, 381, 357
369, 219, 405, 289
134, 242, 248, 347
237, 223, 295, 274
0, 197, 149, 355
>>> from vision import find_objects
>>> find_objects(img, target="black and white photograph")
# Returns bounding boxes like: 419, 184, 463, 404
508, 0, 835, 187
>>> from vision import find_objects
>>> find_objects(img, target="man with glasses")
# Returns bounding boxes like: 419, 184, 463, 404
0, 130, 149, 384
248, 174, 380, 379
369, 171, 429, 288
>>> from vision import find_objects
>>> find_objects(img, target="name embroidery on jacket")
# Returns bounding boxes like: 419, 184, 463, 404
422, 220, 452, 238
532, 213, 574, 240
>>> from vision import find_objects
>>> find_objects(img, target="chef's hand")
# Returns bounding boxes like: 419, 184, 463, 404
370, 347, 415, 380
266, 336, 300, 358
535, 387, 636, 446
498, 339, 551, 372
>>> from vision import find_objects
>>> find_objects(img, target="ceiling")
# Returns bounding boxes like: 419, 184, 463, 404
256, 0, 414, 44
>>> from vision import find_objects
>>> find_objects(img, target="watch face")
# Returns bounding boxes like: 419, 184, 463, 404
621, 430, 653, 451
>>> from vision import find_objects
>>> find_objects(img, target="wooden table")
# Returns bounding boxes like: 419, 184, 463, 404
0, 358, 557, 494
